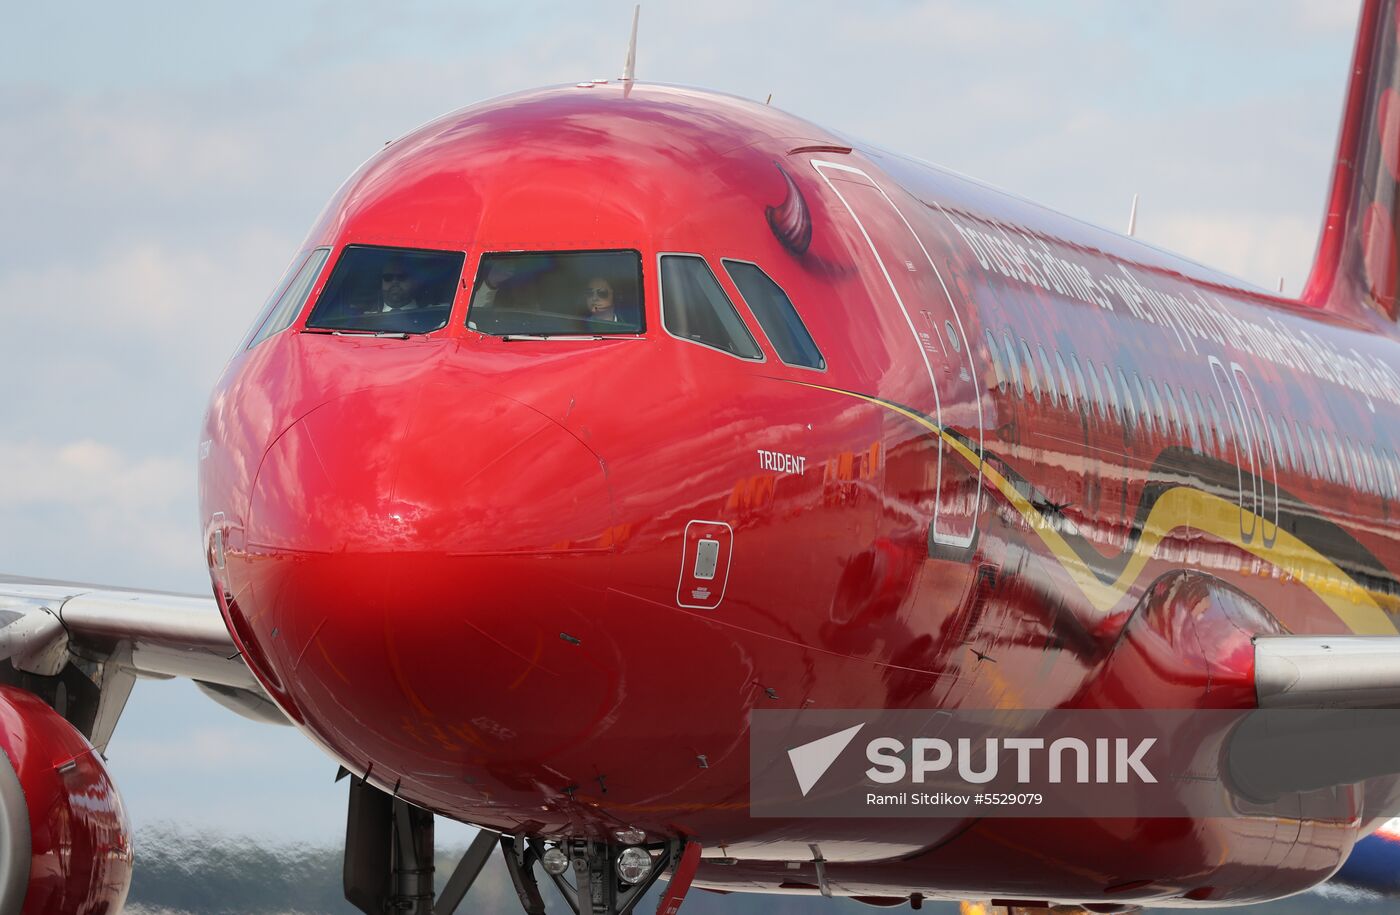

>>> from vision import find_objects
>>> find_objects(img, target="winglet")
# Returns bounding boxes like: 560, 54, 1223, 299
621, 5, 640, 81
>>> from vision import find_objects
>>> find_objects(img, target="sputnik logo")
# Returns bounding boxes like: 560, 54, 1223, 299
787, 724, 865, 797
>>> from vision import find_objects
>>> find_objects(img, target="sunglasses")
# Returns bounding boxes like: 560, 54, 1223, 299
382, 272, 409, 282
588, 287, 613, 299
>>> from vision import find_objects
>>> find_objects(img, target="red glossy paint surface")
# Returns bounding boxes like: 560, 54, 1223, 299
194, 9, 1400, 902
0, 687, 132, 915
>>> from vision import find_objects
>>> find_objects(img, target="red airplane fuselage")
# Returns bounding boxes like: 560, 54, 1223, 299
197, 79, 1400, 905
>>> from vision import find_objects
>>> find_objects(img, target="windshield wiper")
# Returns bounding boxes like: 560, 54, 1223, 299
303, 328, 411, 339
500, 334, 604, 341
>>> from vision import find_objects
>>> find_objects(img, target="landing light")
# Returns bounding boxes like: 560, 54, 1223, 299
541, 846, 571, 876
616, 847, 652, 885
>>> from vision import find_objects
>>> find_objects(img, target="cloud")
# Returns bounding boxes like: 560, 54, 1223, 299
118, 726, 288, 770
1292, 0, 1362, 33
1153, 211, 1318, 294
0, 439, 184, 507
0, 440, 196, 589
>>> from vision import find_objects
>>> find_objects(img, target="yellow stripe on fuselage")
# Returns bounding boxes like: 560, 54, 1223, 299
796, 383, 1395, 635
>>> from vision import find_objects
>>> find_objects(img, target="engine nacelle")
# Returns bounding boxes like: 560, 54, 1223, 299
0, 685, 132, 915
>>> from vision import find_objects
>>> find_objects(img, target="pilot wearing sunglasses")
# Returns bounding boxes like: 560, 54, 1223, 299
377, 262, 420, 312
582, 276, 617, 322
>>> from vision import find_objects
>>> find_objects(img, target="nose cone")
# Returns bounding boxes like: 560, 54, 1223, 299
235, 380, 618, 788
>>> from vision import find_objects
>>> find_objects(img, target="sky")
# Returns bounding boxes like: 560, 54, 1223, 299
0, 0, 1372, 888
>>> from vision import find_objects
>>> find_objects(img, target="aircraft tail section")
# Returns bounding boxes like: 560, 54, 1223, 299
1303, 0, 1400, 322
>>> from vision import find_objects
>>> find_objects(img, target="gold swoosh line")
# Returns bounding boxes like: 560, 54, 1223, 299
794, 382, 1395, 635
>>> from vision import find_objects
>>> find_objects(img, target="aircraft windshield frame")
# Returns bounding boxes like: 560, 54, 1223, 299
304, 244, 466, 336
467, 249, 645, 338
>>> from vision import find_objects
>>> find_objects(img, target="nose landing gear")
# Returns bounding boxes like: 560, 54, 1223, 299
341, 774, 700, 915
502, 836, 687, 915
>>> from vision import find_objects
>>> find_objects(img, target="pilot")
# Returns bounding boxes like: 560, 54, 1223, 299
583, 276, 617, 322
378, 262, 420, 312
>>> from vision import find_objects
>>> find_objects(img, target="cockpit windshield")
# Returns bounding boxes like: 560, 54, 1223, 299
305, 245, 464, 335
468, 250, 643, 337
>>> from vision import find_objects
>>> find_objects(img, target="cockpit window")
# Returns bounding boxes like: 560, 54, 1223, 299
305, 245, 464, 335
244, 247, 330, 350
722, 260, 825, 370
467, 250, 643, 337
660, 254, 762, 360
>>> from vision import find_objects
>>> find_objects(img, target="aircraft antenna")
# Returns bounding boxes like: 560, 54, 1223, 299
1127, 193, 1139, 237
765, 93, 772, 105
1278, 276, 1286, 293
622, 5, 640, 81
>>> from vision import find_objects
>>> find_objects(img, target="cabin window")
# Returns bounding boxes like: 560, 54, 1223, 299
465, 249, 643, 337
1321, 429, 1336, 482
1187, 391, 1205, 453
1069, 354, 1090, 416
1375, 446, 1394, 498
1181, 388, 1201, 452
1035, 346, 1058, 407
1259, 417, 1273, 464
1256, 416, 1274, 473
986, 331, 1007, 391
1296, 421, 1314, 477
1233, 408, 1249, 461
307, 245, 463, 335
1100, 364, 1120, 422
1347, 437, 1367, 491
1282, 416, 1299, 472
658, 255, 761, 358
1145, 377, 1165, 439
1205, 395, 1227, 457
1117, 369, 1137, 433
1054, 352, 1075, 411
1020, 339, 1041, 402
1349, 438, 1366, 491
723, 260, 824, 369
1129, 374, 1149, 438
1306, 426, 1323, 480
246, 247, 330, 349
1320, 430, 1339, 483
1160, 383, 1181, 442
1088, 363, 1107, 421
1272, 415, 1294, 473
1002, 334, 1023, 398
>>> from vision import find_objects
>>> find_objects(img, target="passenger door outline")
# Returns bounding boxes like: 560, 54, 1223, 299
811, 159, 984, 550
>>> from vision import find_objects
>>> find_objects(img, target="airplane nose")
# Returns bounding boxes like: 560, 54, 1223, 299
248, 382, 613, 560
236, 380, 618, 778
